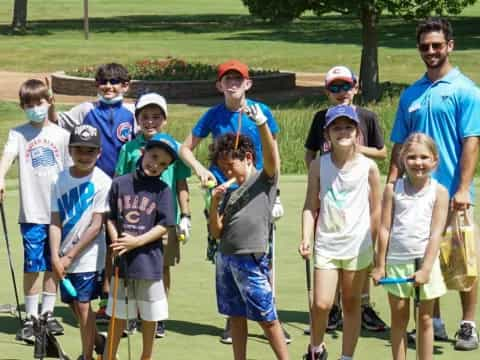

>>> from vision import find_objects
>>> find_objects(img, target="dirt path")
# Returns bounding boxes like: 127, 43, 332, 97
0, 70, 325, 105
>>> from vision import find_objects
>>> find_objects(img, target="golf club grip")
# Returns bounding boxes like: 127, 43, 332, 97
305, 258, 312, 291
61, 278, 78, 298
378, 277, 414, 285
414, 258, 422, 305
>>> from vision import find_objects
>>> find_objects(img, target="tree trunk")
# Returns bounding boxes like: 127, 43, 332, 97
11, 0, 28, 32
359, 4, 380, 103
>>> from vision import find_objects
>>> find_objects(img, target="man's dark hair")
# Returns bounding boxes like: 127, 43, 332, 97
416, 17, 453, 43
209, 133, 256, 165
95, 63, 130, 83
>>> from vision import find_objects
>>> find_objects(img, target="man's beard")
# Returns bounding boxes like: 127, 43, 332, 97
423, 54, 448, 69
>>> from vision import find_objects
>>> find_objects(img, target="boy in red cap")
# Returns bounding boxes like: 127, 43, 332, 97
183, 59, 288, 344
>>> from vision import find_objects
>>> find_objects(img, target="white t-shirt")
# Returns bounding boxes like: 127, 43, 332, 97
51, 166, 111, 273
3, 122, 71, 224
387, 178, 438, 264
315, 153, 373, 259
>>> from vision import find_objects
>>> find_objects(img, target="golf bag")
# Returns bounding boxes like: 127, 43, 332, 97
33, 313, 71, 360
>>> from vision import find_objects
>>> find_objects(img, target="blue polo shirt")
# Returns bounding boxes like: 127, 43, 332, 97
193, 99, 279, 183
391, 67, 480, 197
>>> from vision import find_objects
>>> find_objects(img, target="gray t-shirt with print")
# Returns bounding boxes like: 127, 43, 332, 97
219, 169, 277, 255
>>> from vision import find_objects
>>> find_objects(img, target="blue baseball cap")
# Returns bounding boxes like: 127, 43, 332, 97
324, 105, 359, 129
145, 133, 178, 161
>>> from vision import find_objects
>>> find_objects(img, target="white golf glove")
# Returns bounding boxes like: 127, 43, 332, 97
246, 104, 268, 126
178, 215, 191, 244
271, 190, 284, 222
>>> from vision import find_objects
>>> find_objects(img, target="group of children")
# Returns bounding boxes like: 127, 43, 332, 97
0, 58, 475, 360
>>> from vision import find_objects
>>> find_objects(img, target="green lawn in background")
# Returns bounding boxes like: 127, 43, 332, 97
0, 177, 479, 359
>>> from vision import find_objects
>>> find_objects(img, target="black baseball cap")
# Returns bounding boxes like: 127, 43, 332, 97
69, 125, 101, 148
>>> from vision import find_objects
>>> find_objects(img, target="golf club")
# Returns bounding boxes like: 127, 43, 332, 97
0, 202, 23, 326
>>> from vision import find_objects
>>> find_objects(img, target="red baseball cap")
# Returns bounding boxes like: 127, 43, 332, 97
217, 60, 249, 81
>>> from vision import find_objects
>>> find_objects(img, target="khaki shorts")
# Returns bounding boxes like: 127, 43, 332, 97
163, 227, 180, 267
106, 278, 168, 321
385, 258, 446, 301
314, 246, 373, 271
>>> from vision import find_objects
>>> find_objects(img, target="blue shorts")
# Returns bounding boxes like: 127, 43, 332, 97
60, 271, 103, 304
21, 223, 51, 273
216, 252, 277, 322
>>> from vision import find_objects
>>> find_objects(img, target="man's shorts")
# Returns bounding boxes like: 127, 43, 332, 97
216, 252, 277, 322
163, 227, 180, 267
314, 247, 373, 271
21, 223, 51, 273
106, 278, 168, 322
385, 258, 446, 301
60, 271, 103, 304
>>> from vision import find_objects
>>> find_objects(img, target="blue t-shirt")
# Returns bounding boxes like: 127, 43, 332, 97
108, 172, 175, 281
391, 68, 480, 197
192, 99, 279, 182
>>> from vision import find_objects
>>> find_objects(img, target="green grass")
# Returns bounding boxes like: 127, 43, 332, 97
1, 177, 479, 360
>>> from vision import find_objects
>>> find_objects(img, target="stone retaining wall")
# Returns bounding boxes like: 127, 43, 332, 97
51, 71, 296, 99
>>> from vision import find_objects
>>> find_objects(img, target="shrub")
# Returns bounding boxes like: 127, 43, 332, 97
68, 57, 279, 81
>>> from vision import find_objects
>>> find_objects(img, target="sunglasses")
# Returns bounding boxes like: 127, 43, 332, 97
327, 83, 353, 94
96, 78, 123, 85
418, 42, 446, 52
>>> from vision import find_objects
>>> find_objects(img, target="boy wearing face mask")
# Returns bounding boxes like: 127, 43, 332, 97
53, 62, 136, 178
53, 63, 136, 324
0, 79, 71, 343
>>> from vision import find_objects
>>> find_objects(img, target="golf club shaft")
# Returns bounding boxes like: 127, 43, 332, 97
0, 202, 22, 324
414, 258, 422, 360
107, 265, 119, 360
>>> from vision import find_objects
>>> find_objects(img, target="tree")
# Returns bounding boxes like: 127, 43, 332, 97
11, 0, 28, 33
242, 0, 477, 103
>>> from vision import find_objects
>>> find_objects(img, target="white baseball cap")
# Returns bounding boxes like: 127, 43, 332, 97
325, 66, 357, 87
135, 93, 168, 118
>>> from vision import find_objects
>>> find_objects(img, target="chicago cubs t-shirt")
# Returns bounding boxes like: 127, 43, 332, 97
51, 166, 111, 273
57, 100, 136, 177
108, 172, 175, 281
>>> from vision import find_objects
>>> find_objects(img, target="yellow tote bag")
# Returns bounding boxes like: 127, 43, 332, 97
439, 210, 478, 291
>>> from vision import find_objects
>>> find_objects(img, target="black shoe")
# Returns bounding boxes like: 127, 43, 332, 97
156, 321, 166, 338
454, 322, 479, 351
44, 311, 64, 335
122, 318, 137, 337
220, 319, 232, 344
361, 304, 387, 332
282, 324, 292, 344
16, 315, 35, 344
326, 305, 342, 332
302, 345, 328, 360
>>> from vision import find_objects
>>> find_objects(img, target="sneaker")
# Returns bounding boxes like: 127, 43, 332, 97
361, 304, 387, 332
302, 345, 328, 360
433, 321, 449, 341
43, 311, 64, 335
15, 316, 35, 344
96, 303, 110, 324
156, 321, 166, 338
408, 324, 450, 344
326, 305, 342, 331
454, 323, 479, 351
122, 318, 137, 337
220, 319, 232, 344
303, 326, 311, 335
95, 332, 107, 355
282, 323, 292, 344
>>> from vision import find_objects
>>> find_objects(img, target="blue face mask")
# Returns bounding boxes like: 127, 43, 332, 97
25, 104, 49, 123
98, 94, 123, 105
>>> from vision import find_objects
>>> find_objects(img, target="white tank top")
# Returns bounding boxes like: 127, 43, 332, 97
387, 178, 437, 264
315, 153, 373, 259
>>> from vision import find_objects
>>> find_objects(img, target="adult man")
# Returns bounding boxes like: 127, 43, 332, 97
387, 17, 480, 351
